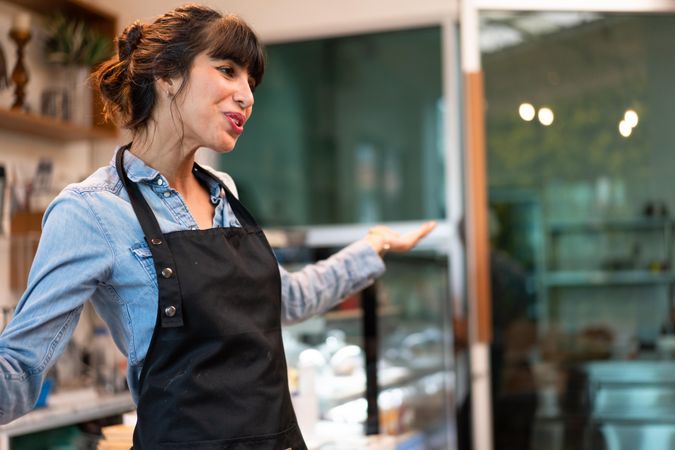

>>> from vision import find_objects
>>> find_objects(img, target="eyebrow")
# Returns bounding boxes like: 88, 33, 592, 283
211, 57, 240, 66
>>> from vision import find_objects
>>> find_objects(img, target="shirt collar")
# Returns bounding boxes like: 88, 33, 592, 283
111, 145, 163, 183
194, 163, 226, 201
111, 145, 223, 199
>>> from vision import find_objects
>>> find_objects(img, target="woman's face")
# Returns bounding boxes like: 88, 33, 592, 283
171, 52, 255, 153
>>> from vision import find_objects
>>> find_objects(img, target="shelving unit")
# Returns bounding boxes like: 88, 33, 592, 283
541, 217, 675, 330
1, 0, 118, 138
545, 218, 673, 275
0, 3, 123, 448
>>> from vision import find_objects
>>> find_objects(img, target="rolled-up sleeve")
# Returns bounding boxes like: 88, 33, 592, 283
279, 240, 385, 324
0, 190, 113, 424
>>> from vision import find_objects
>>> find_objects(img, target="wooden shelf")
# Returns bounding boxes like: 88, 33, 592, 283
1, 0, 118, 141
3, 0, 116, 35
0, 107, 116, 141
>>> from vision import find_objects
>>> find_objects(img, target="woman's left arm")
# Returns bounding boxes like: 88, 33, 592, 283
279, 221, 436, 324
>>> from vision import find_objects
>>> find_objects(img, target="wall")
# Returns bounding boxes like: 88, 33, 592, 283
107, 0, 456, 42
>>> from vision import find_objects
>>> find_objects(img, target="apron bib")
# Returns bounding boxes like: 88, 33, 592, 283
116, 148, 306, 449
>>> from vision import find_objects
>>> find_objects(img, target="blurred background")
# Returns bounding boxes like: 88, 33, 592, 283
3, 1, 675, 449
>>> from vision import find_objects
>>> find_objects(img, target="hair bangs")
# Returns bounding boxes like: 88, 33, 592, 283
204, 15, 266, 88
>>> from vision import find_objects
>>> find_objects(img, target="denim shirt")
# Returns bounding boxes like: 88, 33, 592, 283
0, 147, 385, 424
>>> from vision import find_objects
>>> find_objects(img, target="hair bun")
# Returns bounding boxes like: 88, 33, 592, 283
119, 21, 144, 60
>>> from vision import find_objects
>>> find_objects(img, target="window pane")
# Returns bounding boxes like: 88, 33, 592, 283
220, 28, 444, 226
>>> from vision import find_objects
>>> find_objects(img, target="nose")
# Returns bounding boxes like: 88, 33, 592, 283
233, 74, 254, 110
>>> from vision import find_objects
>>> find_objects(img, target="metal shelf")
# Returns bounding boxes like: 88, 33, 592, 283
543, 271, 674, 287
548, 219, 671, 235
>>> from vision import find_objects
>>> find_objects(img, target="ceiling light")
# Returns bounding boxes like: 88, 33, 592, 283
538, 107, 554, 126
624, 109, 639, 128
619, 120, 632, 138
519, 103, 536, 121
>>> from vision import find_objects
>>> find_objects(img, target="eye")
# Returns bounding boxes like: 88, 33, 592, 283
217, 66, 235, 77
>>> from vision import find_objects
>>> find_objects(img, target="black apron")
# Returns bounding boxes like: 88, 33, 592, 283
116, 148, 306, 449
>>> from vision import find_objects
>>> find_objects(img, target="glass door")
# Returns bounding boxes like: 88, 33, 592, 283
479, 9, 675, 450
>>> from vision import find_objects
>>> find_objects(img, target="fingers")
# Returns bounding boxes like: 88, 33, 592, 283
402, 221, 437, 243
417, 220, 437, 238
392, 221, 437, 251
366, 221, 437, 255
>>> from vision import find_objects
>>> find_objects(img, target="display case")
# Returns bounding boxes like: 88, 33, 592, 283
270, 225, 455, 449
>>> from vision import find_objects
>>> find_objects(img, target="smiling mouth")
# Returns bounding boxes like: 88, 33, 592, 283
224, 113, 245, 134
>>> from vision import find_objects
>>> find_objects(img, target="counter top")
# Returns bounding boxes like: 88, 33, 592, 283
0, 388, 134, 438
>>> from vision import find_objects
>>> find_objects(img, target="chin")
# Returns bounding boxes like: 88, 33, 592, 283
208, 140, 238, 153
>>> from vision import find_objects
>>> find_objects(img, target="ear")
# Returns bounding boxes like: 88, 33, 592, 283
156, 77, 176, 97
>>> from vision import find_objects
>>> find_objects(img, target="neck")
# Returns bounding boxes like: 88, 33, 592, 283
129, 121, 199, 194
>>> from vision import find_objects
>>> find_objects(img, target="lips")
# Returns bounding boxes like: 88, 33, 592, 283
224, 112, 246, 135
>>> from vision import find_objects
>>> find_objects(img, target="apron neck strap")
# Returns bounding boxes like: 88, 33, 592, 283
116, 145, 185, 328
192, 163, 259, 231
115, 146, 165, 243
115, 146, 260, 234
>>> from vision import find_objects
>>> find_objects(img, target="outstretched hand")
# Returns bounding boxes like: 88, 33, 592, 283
365, 221, 437, 256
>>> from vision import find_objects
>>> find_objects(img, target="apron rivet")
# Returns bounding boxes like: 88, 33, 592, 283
161, 267, 174, 278
164, 305, 177, 317
150, 238, 163, 245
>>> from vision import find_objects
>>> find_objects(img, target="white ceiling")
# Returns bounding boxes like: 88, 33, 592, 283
101, 0, 457, 43
480, 11, 601, 53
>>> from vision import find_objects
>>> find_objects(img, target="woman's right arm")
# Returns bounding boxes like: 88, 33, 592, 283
0, 189, 114, 424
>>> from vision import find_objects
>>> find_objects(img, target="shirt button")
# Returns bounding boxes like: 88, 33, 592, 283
163, 191, 171, 198
164, 306, 177, 317
161, 267, 174, 278
156, 179, 164, 186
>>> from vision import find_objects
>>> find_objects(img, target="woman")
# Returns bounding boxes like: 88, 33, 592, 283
0, 4, 436, 448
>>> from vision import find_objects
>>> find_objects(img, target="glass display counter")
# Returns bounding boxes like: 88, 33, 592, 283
275, 242, 455, 449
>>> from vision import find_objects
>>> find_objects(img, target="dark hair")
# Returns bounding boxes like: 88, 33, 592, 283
93, 3, 265, 132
